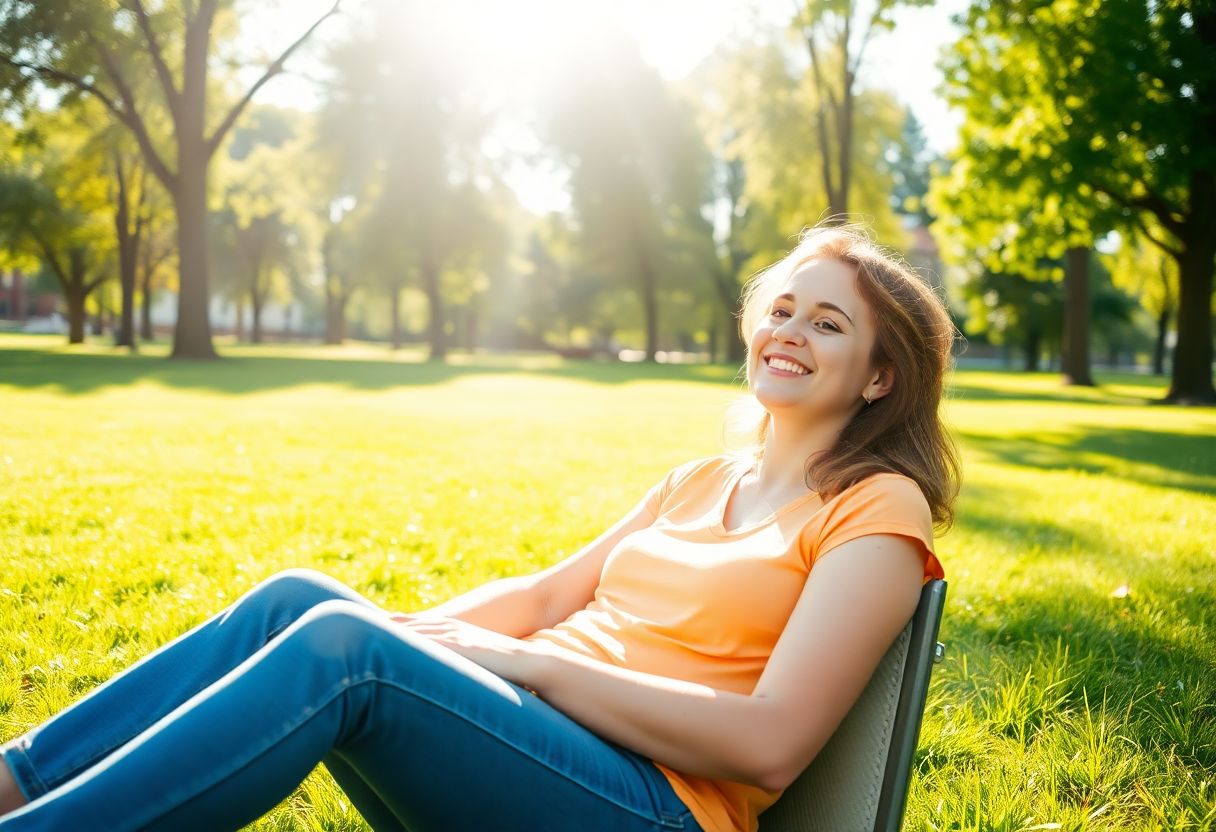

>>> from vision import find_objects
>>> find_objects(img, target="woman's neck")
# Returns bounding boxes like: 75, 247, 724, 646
754, 413, 846, 495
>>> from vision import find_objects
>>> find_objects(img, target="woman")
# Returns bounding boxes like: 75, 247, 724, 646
0, 223, 960, 832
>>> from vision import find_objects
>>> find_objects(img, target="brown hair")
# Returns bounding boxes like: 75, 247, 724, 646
734, 223, 962, 530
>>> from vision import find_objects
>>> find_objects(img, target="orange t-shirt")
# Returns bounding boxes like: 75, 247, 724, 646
524, 454, 943, 832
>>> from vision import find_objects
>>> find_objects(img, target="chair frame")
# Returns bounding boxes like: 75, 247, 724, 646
873, 578, 947, 831
757, 578, 948, 832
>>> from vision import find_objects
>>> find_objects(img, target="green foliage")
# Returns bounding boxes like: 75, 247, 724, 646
542, 23, 714, 356
317, 0, 506, 352
889, 111, 937, 224
699, 30, 906, 275
932, 0, 1216, 401
0, 105, 115, 330
1, 337, 1214, 829
211, 107, 319, 330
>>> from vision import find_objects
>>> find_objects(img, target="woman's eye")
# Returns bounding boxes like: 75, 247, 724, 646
770, 308, 790, 318
817, 320, 840, 332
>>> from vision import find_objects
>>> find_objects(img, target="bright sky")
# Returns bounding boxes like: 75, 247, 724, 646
240, 0, 969, 213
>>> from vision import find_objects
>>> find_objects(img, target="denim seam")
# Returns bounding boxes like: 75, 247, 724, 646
136, 669, 675, 830
2, 742, 49, 802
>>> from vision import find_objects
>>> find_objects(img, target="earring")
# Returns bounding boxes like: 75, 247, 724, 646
863, 393, 872, 405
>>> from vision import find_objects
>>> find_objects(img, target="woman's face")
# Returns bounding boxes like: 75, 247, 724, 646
748, 257, 885, 423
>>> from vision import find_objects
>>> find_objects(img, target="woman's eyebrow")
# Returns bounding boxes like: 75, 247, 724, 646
773, 293, 855, 327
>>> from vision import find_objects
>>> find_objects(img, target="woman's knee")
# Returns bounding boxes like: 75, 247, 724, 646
285, 600, 393, 661
243, 568, 361, 619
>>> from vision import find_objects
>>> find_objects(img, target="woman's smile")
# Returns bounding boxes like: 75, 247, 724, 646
764, 355, 812, 377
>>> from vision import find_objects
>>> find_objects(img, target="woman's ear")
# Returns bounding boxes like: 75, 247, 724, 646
865, 365, 895, 403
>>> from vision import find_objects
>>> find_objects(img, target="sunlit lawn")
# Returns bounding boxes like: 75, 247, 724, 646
1, 333, 1214, 830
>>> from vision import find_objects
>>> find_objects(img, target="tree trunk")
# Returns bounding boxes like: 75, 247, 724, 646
422, 259, 446, 360
141, 282, 154, 341
324, 278, 340, 345
837, 67, 854, 216
251, 280, 264, 344
390, 282, 402, 350
639, 259, 658, 362
139, 238, 156, 341
171, 158, 216, 358
1167, 234, 1216, 404
710, 268, 746, 365
170, 18, 217, 360
465, 306, 477, 352
726, 306, 746, 364
113, 161, 139, 351
322, 227, 344, 345
235, 298, 245, 342
65, 288, 86, 344
1153, 306, 1170, 376
1061, 246, 1095, 386
1164, 168, 1216, 404
1024, 328, 1041, 372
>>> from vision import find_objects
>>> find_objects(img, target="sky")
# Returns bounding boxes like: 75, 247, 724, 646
240, 0, 970, 213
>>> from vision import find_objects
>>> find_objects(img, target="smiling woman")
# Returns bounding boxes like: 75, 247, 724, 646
732, 223, 961, 528
0, 221, 960, 832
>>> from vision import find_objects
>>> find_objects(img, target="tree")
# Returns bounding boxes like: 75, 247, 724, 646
961, 268, 1063, 371
791, 0, 932, 216
704, 33, 907, 268
138, 209, 176, 341
941, 0, 1215, 403
1, 0, 340, 358
1103, 226, 1179, 376
544, 26, 715, 362
0, 115, 115, 343
889, 111, 936, 224
929, 108, 1110, 386
108, 141, 153, 350
319, 204, 359, 345
214, 126, 313, 343
319, 0, 498, 359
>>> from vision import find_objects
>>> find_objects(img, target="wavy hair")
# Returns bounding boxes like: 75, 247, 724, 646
728, 222, 962, 530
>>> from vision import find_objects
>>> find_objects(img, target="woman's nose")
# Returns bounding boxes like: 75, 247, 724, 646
773, 321, 806, 344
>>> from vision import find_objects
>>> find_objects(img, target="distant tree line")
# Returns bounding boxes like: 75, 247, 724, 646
0, 0, 1209, 404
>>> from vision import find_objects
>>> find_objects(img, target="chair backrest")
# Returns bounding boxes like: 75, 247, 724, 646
757, 579, 947, 832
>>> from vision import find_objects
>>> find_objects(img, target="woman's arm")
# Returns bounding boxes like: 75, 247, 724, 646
398, 496, 656, 638
417, 532, 926, 791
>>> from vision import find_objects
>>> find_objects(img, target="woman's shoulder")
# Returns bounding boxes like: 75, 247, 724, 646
820, 470, 933, 522
661, 453, 740, 489
647, 453, 743, 509
844, 469, 926, 496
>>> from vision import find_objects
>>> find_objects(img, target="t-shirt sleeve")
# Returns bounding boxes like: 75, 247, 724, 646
806, 474, 944, 580
642, 456, 717, 519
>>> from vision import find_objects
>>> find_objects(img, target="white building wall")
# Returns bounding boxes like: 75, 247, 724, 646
151, 293, 318, 336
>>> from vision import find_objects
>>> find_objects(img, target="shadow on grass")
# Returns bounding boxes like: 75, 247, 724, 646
940, 484, 1216, 766
0, 346, 745, 395
948, 379, 1160, 407
941, 589, 1216, 769
959, 427, 1216, 495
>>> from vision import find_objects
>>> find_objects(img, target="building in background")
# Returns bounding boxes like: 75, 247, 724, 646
0, 269, 59, 323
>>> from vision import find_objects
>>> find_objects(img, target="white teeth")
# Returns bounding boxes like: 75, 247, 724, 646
768, 357, 809, 375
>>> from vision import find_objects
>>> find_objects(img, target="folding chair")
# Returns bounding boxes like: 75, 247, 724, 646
758, 579, 947, 832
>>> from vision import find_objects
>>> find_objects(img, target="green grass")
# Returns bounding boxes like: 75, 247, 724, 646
2, 332, 1214, 830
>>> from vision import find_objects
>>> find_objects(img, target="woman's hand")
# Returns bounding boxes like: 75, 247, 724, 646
387, 612, 552, 690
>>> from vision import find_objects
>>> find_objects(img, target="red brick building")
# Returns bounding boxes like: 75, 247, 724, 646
0, 269, 58, 321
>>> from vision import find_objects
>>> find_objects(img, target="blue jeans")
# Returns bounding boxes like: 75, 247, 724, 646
0, 569, 702, 831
